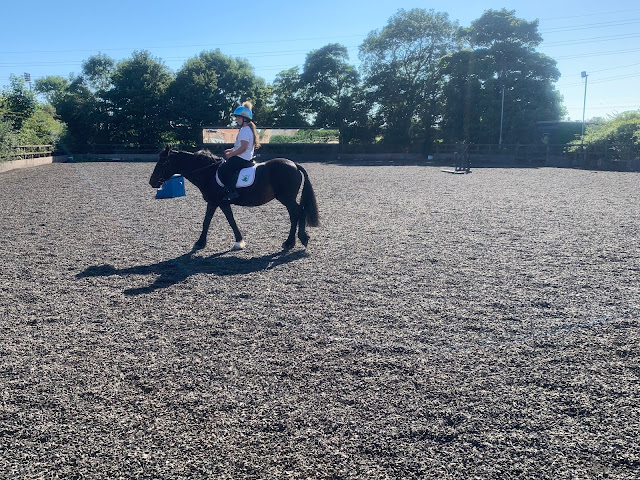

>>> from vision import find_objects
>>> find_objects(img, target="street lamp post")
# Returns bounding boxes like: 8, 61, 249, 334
499, 86, 505, 149
581, 71, 588, 149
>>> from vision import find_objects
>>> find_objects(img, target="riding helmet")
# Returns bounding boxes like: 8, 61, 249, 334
233, 105, 253, 120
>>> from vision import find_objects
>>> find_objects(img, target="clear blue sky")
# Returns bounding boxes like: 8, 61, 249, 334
2, 0, 639, 122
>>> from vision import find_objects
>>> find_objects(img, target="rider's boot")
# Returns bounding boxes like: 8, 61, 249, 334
223, 170, 241, 201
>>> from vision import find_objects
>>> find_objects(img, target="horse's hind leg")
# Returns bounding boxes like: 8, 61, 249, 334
281, 199, 301, 250
297, 208, 310, 247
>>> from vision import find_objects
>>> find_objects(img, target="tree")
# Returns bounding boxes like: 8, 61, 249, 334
270, 67, 309, 128
36, 74, 104, 152
105, 50, 173, 147
35, 75, 70, 106
440, 9, 565, 144
300, 44, 360, 143
359, 8, 458, 148
2, 75, 37, 131
79, 54, 117, 146
82, 53, 115, 92
167, 50, 268, 145
36, 54, 117, 150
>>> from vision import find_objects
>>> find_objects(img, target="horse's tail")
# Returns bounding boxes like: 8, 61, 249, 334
297, 164, 320, 227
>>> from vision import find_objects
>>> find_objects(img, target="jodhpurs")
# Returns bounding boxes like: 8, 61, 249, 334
218, 156, 254, 188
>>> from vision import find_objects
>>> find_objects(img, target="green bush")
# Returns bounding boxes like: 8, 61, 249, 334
569, 111, 640, 161
584, 111, 640, 144
18, 104, 66, 146
0, 120, 19, 162
1, 76, 66, 161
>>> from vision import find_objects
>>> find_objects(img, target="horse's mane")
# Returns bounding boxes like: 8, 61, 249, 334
193, 149, 223, 165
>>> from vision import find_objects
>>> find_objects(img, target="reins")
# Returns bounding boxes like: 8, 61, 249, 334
162, 151, 220, 183
188, 162, 217, 175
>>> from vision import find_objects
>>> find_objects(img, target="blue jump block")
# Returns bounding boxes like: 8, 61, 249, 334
155, 174, 186, 199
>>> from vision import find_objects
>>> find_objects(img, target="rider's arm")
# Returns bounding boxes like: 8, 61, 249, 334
226, 140, 249, 159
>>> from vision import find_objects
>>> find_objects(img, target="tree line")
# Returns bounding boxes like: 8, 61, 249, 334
1, 8, 636, 157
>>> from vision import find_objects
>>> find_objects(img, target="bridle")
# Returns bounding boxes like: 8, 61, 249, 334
156, 153, 174, 185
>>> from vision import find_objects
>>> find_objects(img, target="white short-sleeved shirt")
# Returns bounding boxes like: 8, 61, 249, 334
234, 125, 255, 161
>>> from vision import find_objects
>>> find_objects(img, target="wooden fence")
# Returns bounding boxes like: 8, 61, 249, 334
431, 143, 639, 170
3, 142, 637, 171
1, 145, 55, 161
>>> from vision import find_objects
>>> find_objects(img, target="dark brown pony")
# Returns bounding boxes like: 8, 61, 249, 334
149, 147, 319, 251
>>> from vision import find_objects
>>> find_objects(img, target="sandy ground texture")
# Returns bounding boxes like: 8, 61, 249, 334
1, 160, 639, 479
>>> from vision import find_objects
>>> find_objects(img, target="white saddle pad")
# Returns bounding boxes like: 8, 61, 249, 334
216, 164, 257, 188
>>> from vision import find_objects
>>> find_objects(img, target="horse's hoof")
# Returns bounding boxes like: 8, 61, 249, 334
282, 240, 295, 250
298, 234, 310, 247
232, 240, 245, 250
193, 241, 206, 250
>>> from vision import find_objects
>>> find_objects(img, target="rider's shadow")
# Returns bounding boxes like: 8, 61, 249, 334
76, 249, 309, 296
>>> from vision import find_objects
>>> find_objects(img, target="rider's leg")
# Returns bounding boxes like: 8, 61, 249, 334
222, 156, 253, 201
223, 169, 241, 201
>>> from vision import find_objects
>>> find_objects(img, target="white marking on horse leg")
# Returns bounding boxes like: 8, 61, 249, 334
232, 240, 245, 250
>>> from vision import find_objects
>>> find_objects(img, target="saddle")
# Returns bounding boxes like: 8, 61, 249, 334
215, 163, 258, 188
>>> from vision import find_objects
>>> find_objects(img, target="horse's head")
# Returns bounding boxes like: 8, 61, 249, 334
149, 145, 176, 188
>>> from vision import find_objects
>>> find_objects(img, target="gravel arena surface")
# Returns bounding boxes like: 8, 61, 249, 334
1, 160, 639, 479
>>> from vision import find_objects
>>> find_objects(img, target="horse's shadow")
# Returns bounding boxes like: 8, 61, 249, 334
76, 248, 309, 296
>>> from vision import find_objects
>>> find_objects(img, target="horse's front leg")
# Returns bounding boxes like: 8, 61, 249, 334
194, 202, 217, 250
220, 203, 245, 250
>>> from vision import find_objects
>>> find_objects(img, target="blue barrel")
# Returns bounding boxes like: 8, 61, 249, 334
155, 174, 186, 199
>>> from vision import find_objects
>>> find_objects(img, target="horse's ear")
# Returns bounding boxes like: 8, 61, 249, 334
163, 145, 172, 153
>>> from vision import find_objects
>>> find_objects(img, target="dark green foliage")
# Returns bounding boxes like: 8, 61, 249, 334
105, 51, 173, 147
440, 9, 565, 144
167, 50, 267, 145
0, 119, 19, 160
270, 68, 310, 128
17, 8, 574, 154
82, 53, 115, 92
359, 8, 459, 148
300, 43, 360, 140
36, 74, 105, 152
